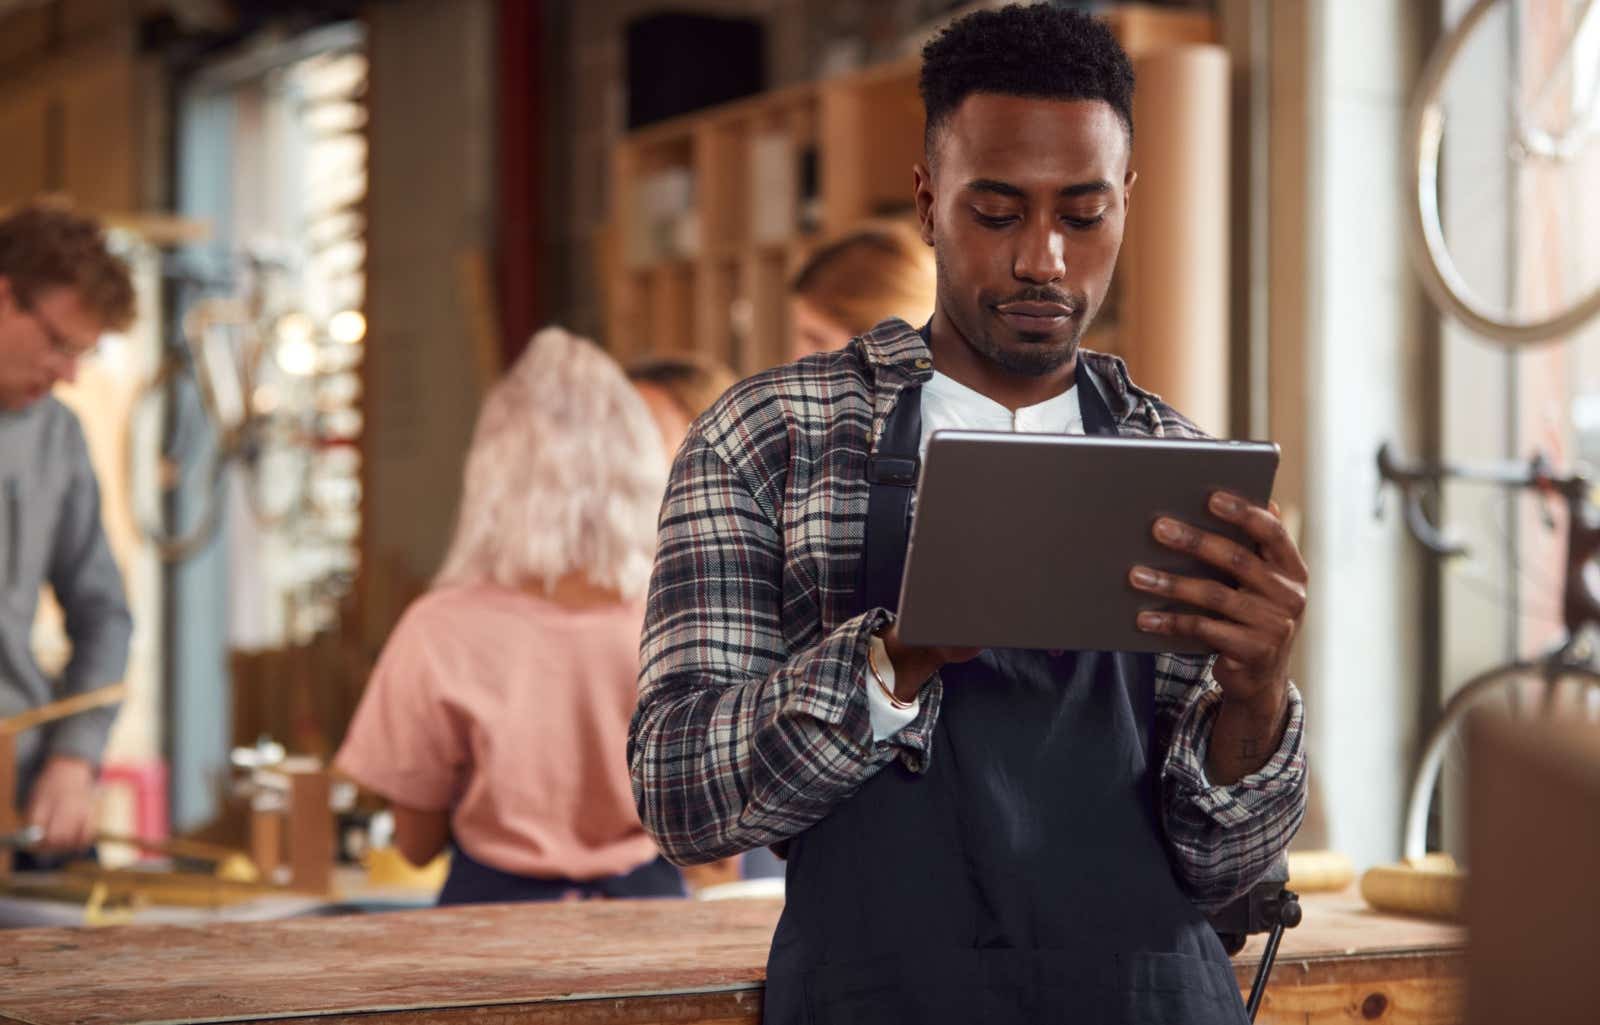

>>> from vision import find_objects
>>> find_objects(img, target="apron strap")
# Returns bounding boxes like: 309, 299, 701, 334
1075, 358, 1120, 437
858, 384, 922, 618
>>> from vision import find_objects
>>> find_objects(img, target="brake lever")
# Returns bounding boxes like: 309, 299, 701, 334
1528, 451, 1560, 531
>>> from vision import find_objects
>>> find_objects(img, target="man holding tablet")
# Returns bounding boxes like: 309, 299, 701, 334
630, 6, 1307, 1023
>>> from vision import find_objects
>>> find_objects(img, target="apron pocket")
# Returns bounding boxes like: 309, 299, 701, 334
804, 952, 983, 1025
1105, 951, 1248, 1025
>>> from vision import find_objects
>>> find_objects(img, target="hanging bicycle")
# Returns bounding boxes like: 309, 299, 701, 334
126, 256, 326, 562
1406, 0, 1600, 344
1376, 442, 1600, 862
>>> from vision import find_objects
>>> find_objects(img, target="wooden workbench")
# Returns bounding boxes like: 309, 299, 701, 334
0, 890, 1464, 1025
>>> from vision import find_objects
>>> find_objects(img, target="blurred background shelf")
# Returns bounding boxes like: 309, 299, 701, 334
605, 3, 1227, 391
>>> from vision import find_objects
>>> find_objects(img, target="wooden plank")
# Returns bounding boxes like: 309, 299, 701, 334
0, 888, 1466, 1025
270, 992, 763, 1025
60, 52, 138, 211
1235, 889, 1465, 983
0, 684, 127, 734
0, 94, 49, 206
0, 899, 780, 1025
1253, 976, 1465, 1025
0, 27, 131, 104
59, 0, 126, 36
0, 6, 52, 70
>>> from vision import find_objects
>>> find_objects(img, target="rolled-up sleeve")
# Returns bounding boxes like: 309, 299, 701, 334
1154, 653, 1308, 910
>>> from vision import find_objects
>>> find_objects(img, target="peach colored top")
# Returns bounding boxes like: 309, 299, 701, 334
335, 583, 660, 880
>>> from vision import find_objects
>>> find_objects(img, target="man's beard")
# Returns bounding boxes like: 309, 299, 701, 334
934, 254, 1091, 378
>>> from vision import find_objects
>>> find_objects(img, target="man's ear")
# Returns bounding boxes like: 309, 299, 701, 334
1122, 169, 1138, 213
913, 161, 937, 246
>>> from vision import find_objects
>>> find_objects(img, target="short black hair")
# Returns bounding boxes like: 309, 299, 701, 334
919, 4, 1135, 158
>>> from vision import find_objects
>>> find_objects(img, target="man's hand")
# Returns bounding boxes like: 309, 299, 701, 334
25, 755, 98, 853
878, 621, 982, 704
1129, 493, 1309, 782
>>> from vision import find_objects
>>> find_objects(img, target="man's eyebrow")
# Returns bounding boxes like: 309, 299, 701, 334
965, 179, 1025, 198
964, 178, 1115, 199
1060, 179, 1114, 197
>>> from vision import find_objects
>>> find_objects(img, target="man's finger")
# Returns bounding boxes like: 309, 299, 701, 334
32, 802, 65, 853
1129, 566, 1296, 637
1207, 493, 1309, 582
72, 807, 96, 850
1135, 610, 1276, 665
1151, 517, 1307, 615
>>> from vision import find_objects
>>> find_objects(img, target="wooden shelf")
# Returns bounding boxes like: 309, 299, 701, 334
605, 3, 1223, 382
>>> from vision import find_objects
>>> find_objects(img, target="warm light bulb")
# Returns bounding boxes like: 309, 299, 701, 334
276, 337, 319, 377
276, 311, 315, 346
329, 310, 367, 345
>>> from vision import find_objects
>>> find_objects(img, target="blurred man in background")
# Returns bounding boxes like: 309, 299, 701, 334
0, 200, 135, 857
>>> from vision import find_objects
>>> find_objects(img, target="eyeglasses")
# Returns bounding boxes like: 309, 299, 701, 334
21, 302, 100, 362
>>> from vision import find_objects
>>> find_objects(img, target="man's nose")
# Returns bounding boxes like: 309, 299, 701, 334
1012, 219, 1066, 285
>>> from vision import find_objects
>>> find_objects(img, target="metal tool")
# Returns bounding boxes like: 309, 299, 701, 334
1208, 858, 1304, 1022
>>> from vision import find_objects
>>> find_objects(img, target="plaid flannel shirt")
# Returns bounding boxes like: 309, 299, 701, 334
628, 318, 1307, 910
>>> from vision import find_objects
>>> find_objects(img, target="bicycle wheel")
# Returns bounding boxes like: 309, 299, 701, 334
1402, 659, 1600, 862
125, 356, 230, 562
1406, 0, 1600, 345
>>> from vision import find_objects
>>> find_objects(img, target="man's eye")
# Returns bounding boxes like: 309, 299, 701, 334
974, 211, 1018, 228
1063, 215, 1106, 230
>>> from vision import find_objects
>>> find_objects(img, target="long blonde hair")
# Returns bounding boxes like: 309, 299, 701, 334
434, 326, 668, 599
791, 223, 936, 336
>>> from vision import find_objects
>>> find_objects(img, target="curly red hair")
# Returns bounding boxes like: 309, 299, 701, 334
0, 198, 135, 331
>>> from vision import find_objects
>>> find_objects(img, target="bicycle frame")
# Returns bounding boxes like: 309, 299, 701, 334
1376, 442, 1600, 641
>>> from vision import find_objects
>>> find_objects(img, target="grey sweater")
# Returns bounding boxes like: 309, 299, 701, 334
0, 397, 131, 805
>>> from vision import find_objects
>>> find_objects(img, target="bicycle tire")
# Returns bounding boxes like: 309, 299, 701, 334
1405, 0, 1600, 346
125, 358, 230, 563
1402, 659, 1600, 861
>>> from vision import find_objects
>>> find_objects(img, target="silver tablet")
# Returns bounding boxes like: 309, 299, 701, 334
895, 431, 1280, 654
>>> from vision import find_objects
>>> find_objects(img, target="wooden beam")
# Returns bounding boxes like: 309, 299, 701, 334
0, 23, 132, 103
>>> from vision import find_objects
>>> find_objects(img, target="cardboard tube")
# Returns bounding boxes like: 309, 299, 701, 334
1360, 862, 1466, 921
1121, 45, 1231, 435
1286, 849, 1356, 892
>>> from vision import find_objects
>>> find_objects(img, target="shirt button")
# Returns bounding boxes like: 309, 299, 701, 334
913, 357, 932, 370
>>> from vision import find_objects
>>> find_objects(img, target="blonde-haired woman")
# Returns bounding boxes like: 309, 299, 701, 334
788, 223, 936, 361
336, 327, 682, 904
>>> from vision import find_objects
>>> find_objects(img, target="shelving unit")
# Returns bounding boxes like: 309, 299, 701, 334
606, 4, 1221, 386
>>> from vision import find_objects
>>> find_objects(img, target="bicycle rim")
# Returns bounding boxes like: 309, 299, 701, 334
1406, 0, 1600, 345
1403, 660, 1600, 862
125, 363, 231, 563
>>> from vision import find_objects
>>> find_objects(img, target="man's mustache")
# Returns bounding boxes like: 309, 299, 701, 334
992, 287, 1085, 311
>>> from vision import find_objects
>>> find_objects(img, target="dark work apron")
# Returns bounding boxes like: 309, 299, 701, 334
762, 353, 1248, 1024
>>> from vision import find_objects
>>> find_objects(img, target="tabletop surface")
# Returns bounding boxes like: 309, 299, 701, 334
0, 889, 1465, 1025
